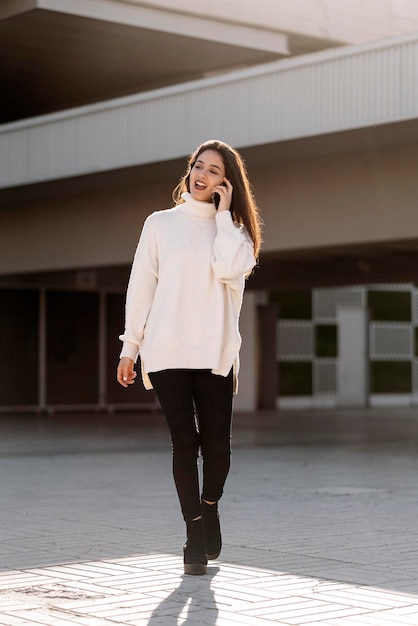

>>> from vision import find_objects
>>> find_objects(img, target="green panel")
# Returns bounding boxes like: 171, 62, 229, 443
315, 324, 338, 357
370, 361, 412, 393
279, 361, 312, 396
368, 290, 411, 322
270, 290, 312, 320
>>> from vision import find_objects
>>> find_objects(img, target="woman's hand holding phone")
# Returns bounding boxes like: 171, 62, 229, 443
212, 178, 232, 212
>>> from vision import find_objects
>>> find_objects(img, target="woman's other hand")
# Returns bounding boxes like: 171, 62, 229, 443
117, 357, 137, 387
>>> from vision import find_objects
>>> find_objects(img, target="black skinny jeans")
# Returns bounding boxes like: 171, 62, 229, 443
149, 369, 233, 522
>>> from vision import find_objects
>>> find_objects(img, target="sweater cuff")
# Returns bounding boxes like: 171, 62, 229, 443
119, 341, 139, 362
215, 210, 234, 228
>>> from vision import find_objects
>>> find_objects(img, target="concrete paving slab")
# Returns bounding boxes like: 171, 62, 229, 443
1, 408, 418, 624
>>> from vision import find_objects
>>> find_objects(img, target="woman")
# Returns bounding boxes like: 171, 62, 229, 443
117, 139, 262, 575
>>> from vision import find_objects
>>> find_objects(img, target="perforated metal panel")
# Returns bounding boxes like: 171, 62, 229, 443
369, 323, 413, 360
313, 287, 366, 322
314, 359, 337, 395
277, 283, 418, 407
412, 289, 418, 323
368, 283, 413, 291
277, 321, 313, 360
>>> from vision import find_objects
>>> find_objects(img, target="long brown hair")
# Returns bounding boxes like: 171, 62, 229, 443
172, 140, 263, 258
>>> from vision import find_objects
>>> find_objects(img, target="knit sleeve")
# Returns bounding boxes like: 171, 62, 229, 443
211, 210, 256, 290
119, 215, 158, 361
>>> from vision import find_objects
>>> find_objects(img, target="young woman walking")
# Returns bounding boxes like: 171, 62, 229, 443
117, 139, 262, 575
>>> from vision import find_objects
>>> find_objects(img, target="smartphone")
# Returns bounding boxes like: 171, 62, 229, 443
212, 182, 226, 210
212, 192, 220, 210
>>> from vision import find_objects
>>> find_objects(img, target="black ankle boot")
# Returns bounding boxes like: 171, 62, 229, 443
183, 518, 207, 575
201, 500, 222, 560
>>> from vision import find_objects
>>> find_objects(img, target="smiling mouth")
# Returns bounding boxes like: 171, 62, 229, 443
195, 181, 207, 190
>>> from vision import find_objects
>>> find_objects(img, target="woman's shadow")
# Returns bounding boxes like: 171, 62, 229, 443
147, 565, 220, 624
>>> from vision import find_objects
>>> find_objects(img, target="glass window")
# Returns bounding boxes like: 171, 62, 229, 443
315, 324, 338, 357
0, 289, 39, 405
370, 361, 412, 393
279, 361, 312, 396
270, 290, 312, 320
47, 291, 99, 404
368, 290, 411, 322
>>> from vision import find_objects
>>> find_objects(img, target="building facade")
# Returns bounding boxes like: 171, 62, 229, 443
2, 0, 418, 412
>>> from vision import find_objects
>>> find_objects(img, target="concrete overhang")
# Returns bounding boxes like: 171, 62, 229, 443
0, 0, 288, 123
1, 29, 418, 190
2, 114, 418, 286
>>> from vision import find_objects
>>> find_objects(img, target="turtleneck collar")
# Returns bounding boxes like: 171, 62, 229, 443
176, 192, 217, 221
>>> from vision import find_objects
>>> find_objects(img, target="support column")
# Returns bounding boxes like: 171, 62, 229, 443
337, 305, 369, 407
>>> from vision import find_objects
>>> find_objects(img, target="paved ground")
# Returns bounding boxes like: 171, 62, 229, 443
1, 408, 418, 625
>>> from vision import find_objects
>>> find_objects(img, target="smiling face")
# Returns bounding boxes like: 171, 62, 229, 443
189, 149, 226, 203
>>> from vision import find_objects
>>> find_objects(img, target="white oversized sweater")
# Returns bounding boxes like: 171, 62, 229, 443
119, 192, 256, 392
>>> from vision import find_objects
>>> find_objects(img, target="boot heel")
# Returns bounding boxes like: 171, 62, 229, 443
184, 562, 207, 576
201, 500, 222, 560
183, 519, 207, 576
